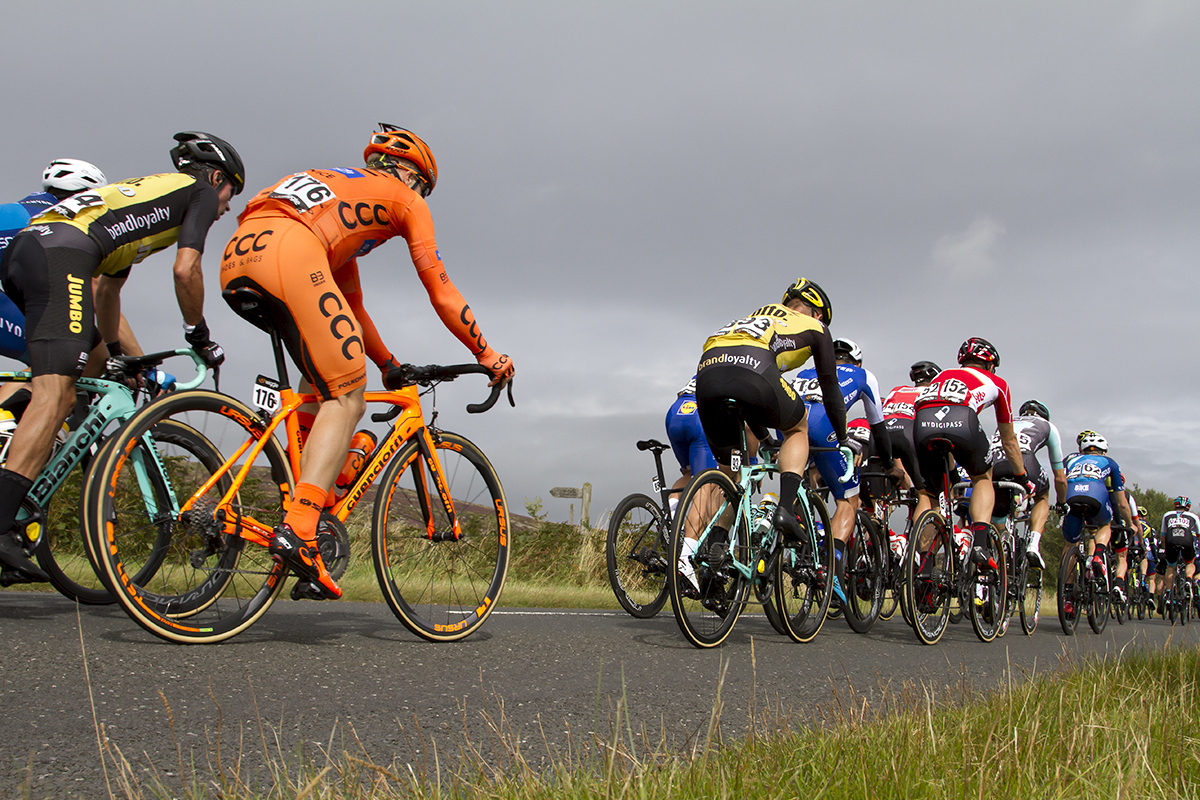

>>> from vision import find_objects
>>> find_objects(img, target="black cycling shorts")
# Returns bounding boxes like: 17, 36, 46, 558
0, 226, 100, 377
885, 419, 924, 492
1156, 540, 1196, 572
992, 453, 1049, 516
913, 404, 991, 491
695, 353, 806, 465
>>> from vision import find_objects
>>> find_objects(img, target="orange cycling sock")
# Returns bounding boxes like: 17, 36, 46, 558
283, 482, 327, 540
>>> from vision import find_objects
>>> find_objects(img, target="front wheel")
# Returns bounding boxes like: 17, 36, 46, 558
668, 470, 747, 648
605, 493, 670, 618
372, 431, 510, 642
904, 511, 953, 645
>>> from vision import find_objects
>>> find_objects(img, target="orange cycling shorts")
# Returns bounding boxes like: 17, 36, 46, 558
219, 217, 366, 399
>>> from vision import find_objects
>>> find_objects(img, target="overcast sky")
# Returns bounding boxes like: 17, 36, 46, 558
3, 2, 1198, 523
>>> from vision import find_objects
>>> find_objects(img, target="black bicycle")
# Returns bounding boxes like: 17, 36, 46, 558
605, 439, 677, 618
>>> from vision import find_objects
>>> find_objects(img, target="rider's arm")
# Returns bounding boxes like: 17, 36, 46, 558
861, 368, 893, 465
172, 246, 205, 327
93, 273, 125, 348
1114, 490, 1134, 530
811, 331, 847, 444
998, 422, 1024, 474
1053, 468, 1067, 505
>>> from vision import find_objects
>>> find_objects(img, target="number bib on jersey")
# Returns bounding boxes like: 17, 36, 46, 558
711, 314, 772, 341
269, 174, 337, 213
252, 375, 282, 416
45, 191, 106, 220
918, 378, 969, 406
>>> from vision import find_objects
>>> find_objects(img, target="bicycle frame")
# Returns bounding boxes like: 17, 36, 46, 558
178, 383, 459, 548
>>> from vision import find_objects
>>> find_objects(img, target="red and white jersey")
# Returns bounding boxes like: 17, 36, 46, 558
882, 385, 922, 422
914, 367, 1013, 423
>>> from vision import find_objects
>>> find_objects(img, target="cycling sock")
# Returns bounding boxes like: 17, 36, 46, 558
0, 468, 34, 535
970, 521, 990, 549
668, 496, 679, 517
1029, 530, 1042, 550
833, 538, 846, 564
779, 472, 802, 515
1094, 542, 1107, 557
283, 482, 327, 540
0, 388, 32, 419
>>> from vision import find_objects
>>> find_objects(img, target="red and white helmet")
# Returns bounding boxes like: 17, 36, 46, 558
957, 337, 1000, 369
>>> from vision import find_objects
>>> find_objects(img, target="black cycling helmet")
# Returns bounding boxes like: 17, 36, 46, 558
170, 131, 245, 195
957, 336, 1000, 369
781, 278, 833, 325
909, 360, 940, 386
1019, 399, 1050, 421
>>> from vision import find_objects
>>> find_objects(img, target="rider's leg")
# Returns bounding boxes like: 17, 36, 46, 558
1027, 492, 1049, 566
288, 386, 367, 534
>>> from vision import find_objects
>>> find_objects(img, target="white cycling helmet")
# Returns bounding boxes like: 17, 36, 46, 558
833, 338, 863, 364
42, 159, 107, 192
1077, 429, 1108, 454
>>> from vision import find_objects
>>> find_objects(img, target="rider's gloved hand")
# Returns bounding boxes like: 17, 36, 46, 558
837, 438, 855, 483
476, 347, 514, 386
1013, 473, 1037, 498
1053, 502, 1069, 516
384, 364, 410, 391
103, 354, 140, 392
184, 318, 225, 368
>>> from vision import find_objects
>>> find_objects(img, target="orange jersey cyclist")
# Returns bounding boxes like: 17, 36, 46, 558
693, 278, 849, 555
219, 123, 514, 600
0, 132, 242, 582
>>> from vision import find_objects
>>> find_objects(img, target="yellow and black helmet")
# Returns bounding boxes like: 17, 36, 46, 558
781, 278, 833, 325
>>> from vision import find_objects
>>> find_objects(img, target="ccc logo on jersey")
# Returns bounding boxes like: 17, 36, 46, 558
318, 292, 363, 360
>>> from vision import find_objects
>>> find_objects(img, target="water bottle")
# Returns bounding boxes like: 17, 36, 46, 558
889, 528, 906, 559
0, 409, 16, 464
143, 369, 177, 392
953, 525, 972, 562
327, 429, 378, 505
754, 492, 779, 544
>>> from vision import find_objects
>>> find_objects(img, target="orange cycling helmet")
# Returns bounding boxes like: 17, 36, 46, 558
364, 123, 437, 196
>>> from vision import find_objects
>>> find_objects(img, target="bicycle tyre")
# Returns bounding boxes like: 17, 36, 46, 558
1019, 563, 1041, 635
843, 512, 885, 634
88, 390, 292, 643
1113, 575, 1128, 625
668, 469, 747, 648
1087, 575, 1109, 635
968, 523, 1007, 643
904, 510, 953, 645
775, 489, 836, 643
371, 430, 510, 642
605, 493, 670, 618
1058, 548, 1083, 636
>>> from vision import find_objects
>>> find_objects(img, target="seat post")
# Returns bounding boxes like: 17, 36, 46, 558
270, 326, 291, 390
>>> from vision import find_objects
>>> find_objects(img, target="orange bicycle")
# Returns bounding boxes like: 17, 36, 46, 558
85, 302, 514, 645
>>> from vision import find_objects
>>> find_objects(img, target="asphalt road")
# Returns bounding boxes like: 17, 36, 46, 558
1, 593, 1191, 799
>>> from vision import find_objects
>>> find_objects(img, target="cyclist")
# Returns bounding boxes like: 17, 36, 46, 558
1059, 431, 1135, 593
881, 359, 941, 521
791, 338, 900, 603
985, 399, 1067, 570
219, 124, 514, 599
665, 375, 717, 517
0, 133, 241, 582
1155, 495, 1199, 615
913, 337, 1030, 570
692, 277, 849, 562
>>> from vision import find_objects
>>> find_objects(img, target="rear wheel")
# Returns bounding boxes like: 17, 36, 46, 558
1020, 562, 1042, 635
372, 431, 510, 642
904, 511, 953, 645
843, 512, 885, 634
87, 390, 292, 643
1058, 547, 1083, 636
667, 470, 747, 648
605, 493, 670, 618
968, 523, 1007, 643
1087, 572, 1109, 635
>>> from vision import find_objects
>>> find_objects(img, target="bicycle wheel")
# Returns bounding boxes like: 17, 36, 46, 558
1180, 578, 1194, 626
668, 469, 748, 648
904, 510, 953, 645
775, 489, 836, 643
1113, 575, 1128, 625
969, 524, 1007, 643
372, 431, 509, 642
1087, 574, 1109, 635
88, 390, 292, 643
605, 493, 670, 618
1019, 561, 1041, 635
843, 511, 885, 634
1058, 548, 1083, 636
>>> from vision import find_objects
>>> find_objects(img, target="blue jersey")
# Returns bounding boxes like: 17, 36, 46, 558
0, 191, 52, 363
1063, 452, 1124, 492
792, 364, 884, 499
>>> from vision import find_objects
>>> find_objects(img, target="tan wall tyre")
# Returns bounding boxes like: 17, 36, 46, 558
904, 510, 953, 645
776, 489, 836, 643
1019, 563, 1041, 635
88, 390, 292, 644
605, 493, 670, 618
667, 469, 747, 648
968, 523, 1007, 643
371, 431, 509, 642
